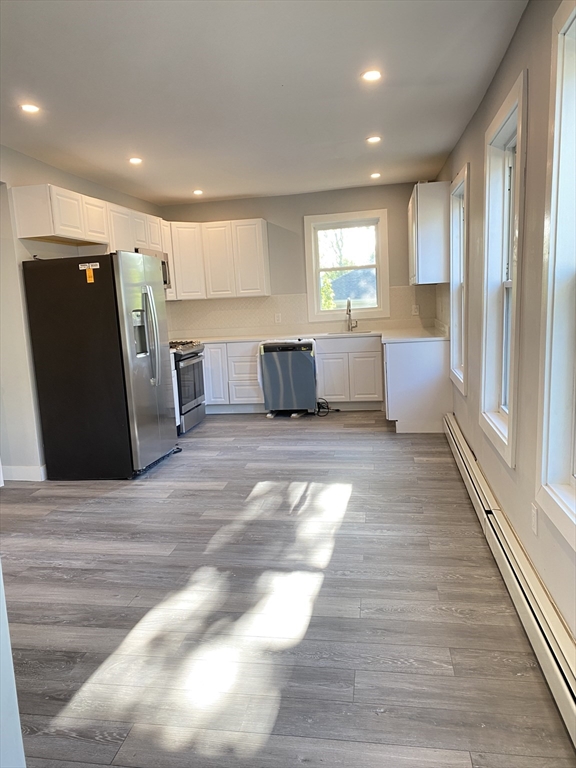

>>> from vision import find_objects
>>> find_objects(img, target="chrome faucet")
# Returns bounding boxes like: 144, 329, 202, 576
346, 298, 358, 332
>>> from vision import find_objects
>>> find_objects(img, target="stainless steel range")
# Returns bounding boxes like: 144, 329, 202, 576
169, 340, 206, 434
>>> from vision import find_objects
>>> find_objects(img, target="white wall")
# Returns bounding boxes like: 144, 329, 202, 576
0, 147, 162, 481
161, 183, 439, 339
436, 0, 576, 632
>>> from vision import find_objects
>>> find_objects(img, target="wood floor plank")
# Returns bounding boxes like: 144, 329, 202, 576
113, 726, 474, 767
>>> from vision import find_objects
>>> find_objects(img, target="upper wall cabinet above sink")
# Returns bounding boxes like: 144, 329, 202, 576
11, 184, 109, 245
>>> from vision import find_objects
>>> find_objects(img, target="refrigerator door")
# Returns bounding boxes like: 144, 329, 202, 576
142, 253, 178, 456
114, 251, 174, 471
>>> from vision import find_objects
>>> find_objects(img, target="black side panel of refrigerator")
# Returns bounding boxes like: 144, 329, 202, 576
23, 256, 133, 480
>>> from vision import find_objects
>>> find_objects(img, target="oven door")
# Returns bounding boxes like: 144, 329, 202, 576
177, 354, 205, 414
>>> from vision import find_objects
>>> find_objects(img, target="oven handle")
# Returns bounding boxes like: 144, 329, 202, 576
178, 354, 204, 369
144, 285, 161, 387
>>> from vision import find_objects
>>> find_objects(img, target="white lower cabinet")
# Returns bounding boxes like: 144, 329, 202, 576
229, 381, 264, 404
227, 341, 263, 403
383, 339, 452, 432
349, 352, 383, 401
204, 344, 229, 405
316, 339, 383, 403
316, 354, 350, 401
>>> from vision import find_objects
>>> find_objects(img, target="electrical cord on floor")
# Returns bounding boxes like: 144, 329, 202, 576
316, 398, 340, 417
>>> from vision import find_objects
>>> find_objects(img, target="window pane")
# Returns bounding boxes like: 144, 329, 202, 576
501, 285, 512, 411
317, 226, 376, 268
319, 268, 377, 310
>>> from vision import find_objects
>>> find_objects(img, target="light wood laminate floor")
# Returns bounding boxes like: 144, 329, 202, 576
1, 412, 574, 768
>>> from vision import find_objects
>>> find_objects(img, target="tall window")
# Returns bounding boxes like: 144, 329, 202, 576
480, 72, 527, 467
304, 210, 390, 323
450, 164, 469, 395
536, 0, 575, 548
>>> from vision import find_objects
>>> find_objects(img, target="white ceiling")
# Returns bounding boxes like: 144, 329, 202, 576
0, 0, 528, 205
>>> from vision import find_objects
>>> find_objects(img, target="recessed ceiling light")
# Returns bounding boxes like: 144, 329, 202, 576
21, 104, 40, 113
362, 70, 381, 82
371, 173, 381, 179
129, 157, 143, 165
366, 136, 381, 144
193, 189, 203, 196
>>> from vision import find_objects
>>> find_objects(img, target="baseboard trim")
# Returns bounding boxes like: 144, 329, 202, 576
206, 402, 384, 415
443, 413, 576, 745
2, 464, 46, 482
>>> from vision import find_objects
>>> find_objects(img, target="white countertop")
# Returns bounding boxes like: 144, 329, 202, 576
187, 328, 447, 345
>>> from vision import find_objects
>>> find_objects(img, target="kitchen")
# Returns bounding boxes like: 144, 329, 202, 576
1, 0, 575, 766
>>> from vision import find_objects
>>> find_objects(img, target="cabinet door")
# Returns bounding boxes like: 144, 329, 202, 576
108, 204, 134, 252
132, 211, 149, 249
202, 222, 236, 298
408, 187, 417, 285
161, 221, 177, 301
410, 182, 449, 285
147, 215, 163, 250
229, 380, 264, 404
171, 222, 206, 300
231, 219, 270, 296
316, 354, 350, 401
49, 186, 85, 239
204, 344, 229, 404
228, 356, 259, 381
349, 352, 383, 401
82, 196, 108, 243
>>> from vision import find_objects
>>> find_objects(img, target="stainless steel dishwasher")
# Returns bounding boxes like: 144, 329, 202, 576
260, 341, 316, 414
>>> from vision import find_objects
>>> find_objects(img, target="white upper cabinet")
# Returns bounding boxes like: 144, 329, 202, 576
49, 187, 85, 239
147, 215, 163, 251
82, 195, 108, 243
10, 184, 109, 243
132, 211, 149, 249
108, 203, 134, 252
408, 181, 449, 284
232, 219, 270, 296
202, 221, 236, 298
171, 222, 206, 300
161, 220, 177, 301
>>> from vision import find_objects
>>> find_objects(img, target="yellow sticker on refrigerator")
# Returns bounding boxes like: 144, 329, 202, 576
78, 262, 99, 284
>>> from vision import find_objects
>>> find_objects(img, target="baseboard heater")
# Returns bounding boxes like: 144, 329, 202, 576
443, 413, 576, 746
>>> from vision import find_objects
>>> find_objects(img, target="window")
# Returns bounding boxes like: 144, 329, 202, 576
480, 72, 527, 467
450, 164, 469, 395
536, 0, 576, 548
304, 209, 390, 323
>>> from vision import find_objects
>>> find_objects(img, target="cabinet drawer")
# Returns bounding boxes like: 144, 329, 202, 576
229, 380, 264, 404
227, 341, 260, 357
314, 335, 382, 354
228, 356, 259, 381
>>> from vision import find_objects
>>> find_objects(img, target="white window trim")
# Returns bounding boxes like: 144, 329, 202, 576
449, 163, 469, 396
304, 209, 390, 323
535, 0, 576, 551
480, 71, 527, 468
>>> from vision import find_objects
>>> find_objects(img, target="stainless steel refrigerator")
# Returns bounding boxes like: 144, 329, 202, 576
23, 251, 176, 480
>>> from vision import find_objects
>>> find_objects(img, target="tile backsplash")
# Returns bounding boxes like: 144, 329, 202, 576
167, 285, 437, 339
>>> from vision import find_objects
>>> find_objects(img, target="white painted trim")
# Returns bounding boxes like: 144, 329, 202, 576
2, 464, 47, 482
535, 0, 576, 549
304, 209, 390, 323
479, 70, 528, 469
449, 164, 469, 396
444, 413, 576, 746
